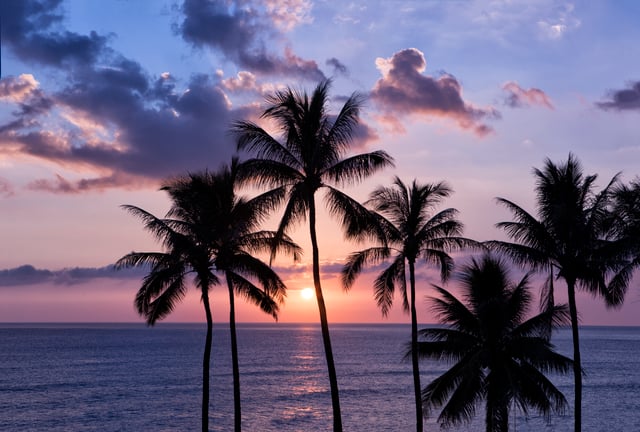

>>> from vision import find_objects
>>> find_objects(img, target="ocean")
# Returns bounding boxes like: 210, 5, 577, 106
1, 323, 639, 431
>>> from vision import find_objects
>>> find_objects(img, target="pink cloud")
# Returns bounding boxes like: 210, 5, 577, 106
0, 177, 14, 197
370, 48, 500, 137
264, 0, 313, 32
502, 81, 554, 109
0, 74, 40, 102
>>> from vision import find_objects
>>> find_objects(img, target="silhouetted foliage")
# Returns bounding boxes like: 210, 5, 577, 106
485, 154, 635, 432
417, 255, 573, 432
232, 79, 393, 431
342, 177, 478, 432
117, 160, 300, 432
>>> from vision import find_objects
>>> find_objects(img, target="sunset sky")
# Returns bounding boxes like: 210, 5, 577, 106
1, 0, 639, 325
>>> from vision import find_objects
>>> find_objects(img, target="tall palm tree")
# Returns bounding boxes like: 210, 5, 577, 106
232, 79, 394, 431
417, 255, 573, 432
485, 154, 633, 432
116, 161, 300, 432
341, 177, 477, 432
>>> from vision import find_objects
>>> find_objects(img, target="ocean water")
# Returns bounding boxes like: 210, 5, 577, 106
1, 323, 639, 431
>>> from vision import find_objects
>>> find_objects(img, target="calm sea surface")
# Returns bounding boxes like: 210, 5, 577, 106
1, 323, 639, 431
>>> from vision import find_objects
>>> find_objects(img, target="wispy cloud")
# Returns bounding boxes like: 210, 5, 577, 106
596, 81, 640, 111
0, 264, 145, 287
0, 177, 14, 197
370, 48, 500, 136
502, 81, 554, 109
536, 3, 581, 40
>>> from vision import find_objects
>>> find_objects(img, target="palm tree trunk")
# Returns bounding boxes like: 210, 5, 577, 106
485, 386, 508, 432
566, 278, 582, 432
408, 259, 423, 432
227, 275, 242, 432
202, 287, 213, 432
309, 195, 342, 432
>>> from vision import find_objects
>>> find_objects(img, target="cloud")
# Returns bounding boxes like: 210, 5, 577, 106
536, 3, 581, 40
0, 74, 40, 102
25, 173, 152, 194
0, 0, 260, 194
0, 264, 145, 287
0, 0, 107, 67
350, 120, 380, 148
177, 0, 324, 81
502, 81, 554, 109
219, 70, 276, 95
264, 0, 313, 31
370, 48, 500, 136
326, 58, 349, 77
0, 177, 15, 197
596, 81, 640, 111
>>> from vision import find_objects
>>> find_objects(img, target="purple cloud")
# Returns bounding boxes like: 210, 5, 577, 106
597, 81, 640, 111
0, 0, 260, 194
0, 0, 107, 68
326, 57, 349, 77
370, 48, 500, 137
502, 81, 554, 109
0, 264, 145, 287
178, 0, 324, 81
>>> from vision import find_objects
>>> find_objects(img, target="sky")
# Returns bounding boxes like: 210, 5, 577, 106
1, 0, 639, 325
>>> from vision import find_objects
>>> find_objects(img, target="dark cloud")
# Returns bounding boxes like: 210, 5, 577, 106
0, 0, 108, 67
502, 81, 554, 109
326, 57, 349, 77
0, 0, 261, 194
596, 81, 640, 111
0, 264, 145, 287
370, 48, 500, 137
350, 120, 380, 148
177, 0, 324, 81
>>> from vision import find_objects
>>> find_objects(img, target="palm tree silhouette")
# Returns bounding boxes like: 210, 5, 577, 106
417, 255, 573, 432
117, 161, 300, 432
612, 178, 640, 267
232, 79, 393, 431
342, 177, 477, 432
485, 154, 633, 432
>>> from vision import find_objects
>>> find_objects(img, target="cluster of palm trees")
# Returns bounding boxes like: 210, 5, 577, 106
117, 79, 640, 432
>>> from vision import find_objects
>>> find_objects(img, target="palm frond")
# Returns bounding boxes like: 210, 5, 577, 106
324, 186, 387, 242
226, 272, 280, 320
323, 151, 394, 187
429, 286, 480, 334
373, 254, 405, 316
341, 247, 391, 290
232, 121, 301, 170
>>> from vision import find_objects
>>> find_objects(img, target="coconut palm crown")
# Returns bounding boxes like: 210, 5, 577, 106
485, 153, 634, 432
232, 79, 394, 431
417, 255, 573, 432
341, 176, 478, 432
116, 160, 300, 432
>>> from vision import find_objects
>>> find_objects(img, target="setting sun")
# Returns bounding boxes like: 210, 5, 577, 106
300, 288, 315, 300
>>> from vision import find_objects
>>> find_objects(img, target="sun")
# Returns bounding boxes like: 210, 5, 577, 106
300, 287, 315, 300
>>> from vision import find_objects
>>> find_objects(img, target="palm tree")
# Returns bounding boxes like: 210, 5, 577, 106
232, 79, 394, 431
417, 255, 573, 432
485, 154, 633, 432
612, 178, 640, 264
341, 177, 477, 432
116, 161, 300, 432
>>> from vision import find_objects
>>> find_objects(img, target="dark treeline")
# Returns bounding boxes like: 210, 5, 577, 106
118, 80, 640, 432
